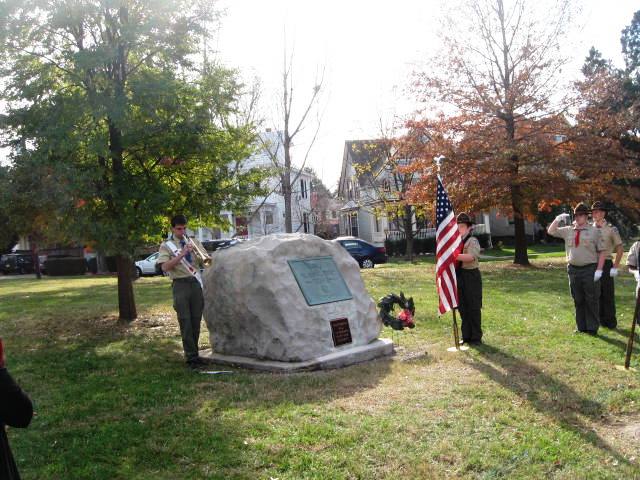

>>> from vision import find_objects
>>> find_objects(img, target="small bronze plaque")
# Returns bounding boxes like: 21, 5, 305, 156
330, 318, 352, 347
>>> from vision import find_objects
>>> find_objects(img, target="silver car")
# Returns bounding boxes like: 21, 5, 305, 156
135, 252, 162, 277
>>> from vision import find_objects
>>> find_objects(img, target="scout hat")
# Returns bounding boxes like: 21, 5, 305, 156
456, 212, 474, 225
573, 203, 590, 216
590, 201, 608, 212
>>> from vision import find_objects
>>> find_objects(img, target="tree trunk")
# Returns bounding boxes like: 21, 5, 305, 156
504, 110, 529, 266
108, 118, 138, 319
31, 242, 41, 279
510, 183, 530, 266
403, 205, 414, 262
116, 254, 137, 321
96, 252, 109, 274
283, 137, 293, 233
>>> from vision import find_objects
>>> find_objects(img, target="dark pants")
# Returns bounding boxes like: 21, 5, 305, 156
172, 277, 204, 361
456, 268, 482, 343
568, 263, 600, 333
599, 259, 617, 328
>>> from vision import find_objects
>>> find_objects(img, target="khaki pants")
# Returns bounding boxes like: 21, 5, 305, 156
172, 277, 204, 361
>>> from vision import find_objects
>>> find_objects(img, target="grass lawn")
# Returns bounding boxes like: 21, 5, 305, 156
1, 255, 640, 479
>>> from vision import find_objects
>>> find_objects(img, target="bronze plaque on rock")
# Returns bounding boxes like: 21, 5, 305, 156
288, 256, 353, 306
330, 318, 352, 347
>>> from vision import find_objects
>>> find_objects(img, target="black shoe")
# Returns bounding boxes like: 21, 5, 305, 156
186, 357, 207, 369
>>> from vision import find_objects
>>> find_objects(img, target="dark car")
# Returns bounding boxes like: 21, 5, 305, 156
201, 239, 242, 253
0, 253, 35, 275
333, 237, 387, 268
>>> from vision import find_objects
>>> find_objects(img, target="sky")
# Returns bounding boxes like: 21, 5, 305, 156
1, 1, 638, 190
213, 0, 640, 191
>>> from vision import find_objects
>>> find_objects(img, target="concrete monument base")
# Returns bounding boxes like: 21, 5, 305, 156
201, 338, 394, 373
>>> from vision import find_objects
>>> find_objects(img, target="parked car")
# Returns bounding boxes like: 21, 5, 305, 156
333, 237, 387, 268
0, 253, 35, 275
135, 252, 163, 277
201, 238, 242, 253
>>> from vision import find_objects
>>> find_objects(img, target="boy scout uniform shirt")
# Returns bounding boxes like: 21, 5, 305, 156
627, 241, 640, 269
593, 223, 622, 259
460, 236, 481, 269
548, 223, 604, 266
156, 236, 206, 280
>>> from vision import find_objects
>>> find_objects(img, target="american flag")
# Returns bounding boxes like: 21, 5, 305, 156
436, 175, 462, 314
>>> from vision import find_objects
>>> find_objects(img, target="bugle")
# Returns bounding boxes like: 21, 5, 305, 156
186, 236, 212, 267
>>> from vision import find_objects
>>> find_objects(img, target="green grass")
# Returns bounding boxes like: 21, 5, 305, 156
1, 258, 640, 479
387, 243, 567, 264
481, 243, 567, 259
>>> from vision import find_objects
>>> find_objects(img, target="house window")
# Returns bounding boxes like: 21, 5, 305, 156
374, 214, 380, 233
382, 179, 391, 192
303, 213, 310, 233
331, 210, 337, 219
300, 179, 308, 199
265, 212, 274, 225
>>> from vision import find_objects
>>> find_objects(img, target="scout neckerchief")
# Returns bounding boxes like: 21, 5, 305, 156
164, 235, 203, 287
457, 233, 472, 269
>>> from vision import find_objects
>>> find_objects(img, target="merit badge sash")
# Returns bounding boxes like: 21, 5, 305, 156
164, 240, 203, 288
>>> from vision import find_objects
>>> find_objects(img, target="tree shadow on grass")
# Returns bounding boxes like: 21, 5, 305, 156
596, 332, 640, 356
11, 323, 394, 479
467, 343, 630, 465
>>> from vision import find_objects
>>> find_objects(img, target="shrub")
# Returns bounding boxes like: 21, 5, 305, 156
44, 257, 87, 276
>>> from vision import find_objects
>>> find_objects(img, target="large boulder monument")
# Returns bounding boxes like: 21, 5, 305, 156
201, 233, 393, 371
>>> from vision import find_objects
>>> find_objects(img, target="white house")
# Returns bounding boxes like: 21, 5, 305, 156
201, 130, 315, 241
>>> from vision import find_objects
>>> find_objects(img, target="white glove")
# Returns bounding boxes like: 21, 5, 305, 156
609, 268, 618, 277
594, 270, 602, 281
555, 213, 570, 223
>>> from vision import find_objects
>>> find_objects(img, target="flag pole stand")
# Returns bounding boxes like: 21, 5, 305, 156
447, 309, 469, 352
615, 291, 640, 372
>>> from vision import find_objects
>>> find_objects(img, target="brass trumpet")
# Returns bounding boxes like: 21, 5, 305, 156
186, 236, 212, 267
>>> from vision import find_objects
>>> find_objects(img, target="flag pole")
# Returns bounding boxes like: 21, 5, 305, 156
447, 308, 468, 352
452, 309, 460, 349
616, 288, 639, 371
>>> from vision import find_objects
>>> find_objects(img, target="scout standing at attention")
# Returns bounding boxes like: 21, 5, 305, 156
626, 241, 640, 322
548, 203, 606, 335
590, 201, 623, 328
455, 212, 483, 345
157, 214, 210, 369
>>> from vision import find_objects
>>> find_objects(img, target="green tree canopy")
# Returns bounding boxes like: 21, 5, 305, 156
0, 0, 265, 319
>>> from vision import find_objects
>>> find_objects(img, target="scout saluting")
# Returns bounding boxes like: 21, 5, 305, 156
590, 201, 623, 328
455, 212, 483, 345
547, 203, 606, 335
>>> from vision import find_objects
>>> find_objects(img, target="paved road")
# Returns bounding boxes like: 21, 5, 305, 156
0, 274, 39, 281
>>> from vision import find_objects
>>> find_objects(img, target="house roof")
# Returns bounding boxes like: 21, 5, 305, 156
338, 139, 389, 195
